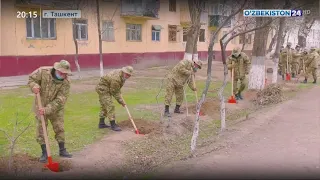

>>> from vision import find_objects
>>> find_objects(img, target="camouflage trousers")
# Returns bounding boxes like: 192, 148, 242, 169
35, 110, 65, 145
233, 77, 246, 95
280, 62, 292, 75
291, 62, 299, 75
98, 93, 115, 121
305, 67, 318, 80
164, 79, 184, 106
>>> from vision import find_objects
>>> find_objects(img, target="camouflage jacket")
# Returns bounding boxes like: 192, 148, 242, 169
305, 51, 320, 69
96, 69, 125, 105
292, 50, 302, 64
167, 59, 196, 90
28, 67, 70, 115
227, 52, 251, 79
280, 48, 293, 64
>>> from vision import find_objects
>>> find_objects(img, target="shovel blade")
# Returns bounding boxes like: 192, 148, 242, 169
135, 129, 144, 135
228, 96, 237, 104
286, 73, 291, 81
45, 156, 59, 172
45, 162, 59, 172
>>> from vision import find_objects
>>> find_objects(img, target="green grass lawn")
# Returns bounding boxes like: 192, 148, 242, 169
0, 79, 231, 158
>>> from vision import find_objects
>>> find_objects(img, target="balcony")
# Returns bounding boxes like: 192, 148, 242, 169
120, 0, 160, 20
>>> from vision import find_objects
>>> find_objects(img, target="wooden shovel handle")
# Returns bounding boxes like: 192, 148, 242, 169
192, 75, 199, 103
36, 93, 51, 157
121, 95, 138, 131
231, 68, 234, 96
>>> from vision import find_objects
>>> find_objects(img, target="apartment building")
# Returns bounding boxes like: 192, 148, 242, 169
0, 0, 264, 77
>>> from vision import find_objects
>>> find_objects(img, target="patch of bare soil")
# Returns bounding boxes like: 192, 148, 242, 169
252, 84, 284, 106
188, 98, 220, 119
118, 118, 160, 135
0, 154, 72, 175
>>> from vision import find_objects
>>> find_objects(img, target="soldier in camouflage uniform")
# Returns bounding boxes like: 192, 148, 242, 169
280, 42, 293, 80
96, 66, 133, 131
227, 47, 251, 100
28, 60, 73, 163
164, 59, 202, 117
303, 47, 320, 84
299, 49, 308, 74
291, 45, 302, 76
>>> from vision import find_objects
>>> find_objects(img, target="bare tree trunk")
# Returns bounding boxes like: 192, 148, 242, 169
248, 0, 272, 90
184, 0, 202, 61
96, 0, 104, 77
267, 29, 277, 53
190, 31, 215, 155
272, 0, 291, 83
190, 0, 248, 155
219, 42, 228, 131
241, 41, 246, 52
298, 17, 316, 48
72, 19, 81, 79
286, 30, 291, 44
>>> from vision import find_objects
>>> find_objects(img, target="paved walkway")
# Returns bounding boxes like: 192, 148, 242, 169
155, 86, 320, 179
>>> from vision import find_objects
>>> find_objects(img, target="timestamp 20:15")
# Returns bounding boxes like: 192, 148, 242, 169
17, 11, 38, 18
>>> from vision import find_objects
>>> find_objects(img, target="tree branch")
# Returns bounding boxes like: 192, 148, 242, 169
209, 0, 248, 47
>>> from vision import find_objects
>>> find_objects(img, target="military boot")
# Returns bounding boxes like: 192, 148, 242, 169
39, 144, 48, 163
110, 120, 122, 131
174, 105, 183, 114
98, 117, 110, 129
59, 142, 72, 158
164, 105, 171, 117
302, 78, 307, 84
237, 93, 243, 100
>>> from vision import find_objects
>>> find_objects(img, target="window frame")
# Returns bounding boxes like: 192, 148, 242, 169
151, 25, 161, 42
168, 25, 177, 42
26, 17, 57, 40
169, 0, 176, 12
73, 19, 88, 41
126, 23, 142, 41
102, 20, 115, 42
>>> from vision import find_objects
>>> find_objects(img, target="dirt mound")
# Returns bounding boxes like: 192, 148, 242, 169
118, 118, 160, 135
252, 84, 284, 106
0, 154, 72, 175
243, 90, 258, 101
188, 98, 220, 118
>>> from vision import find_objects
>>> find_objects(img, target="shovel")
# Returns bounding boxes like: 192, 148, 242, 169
121, 95, 142, 135
36, 93, 59, 172
192, 74, 204, 116
228, 68, 237, 104
286, 49, 291, 81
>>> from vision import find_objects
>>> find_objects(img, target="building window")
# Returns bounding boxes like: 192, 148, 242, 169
183, 27, 188, 42
199, 29, 205, 42
168, 25, 177, 42
152, 25, 161, 41
73, 19, 88, 40
239, 34, 245, 44
169, 0, 176, 12
126, 23, 142, 41
26, 17, 56, 39
245, 34, 252, 44
102, 21, 114, 41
